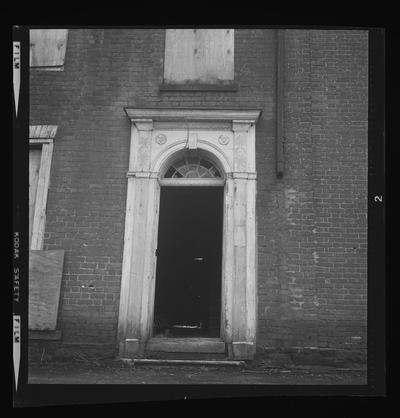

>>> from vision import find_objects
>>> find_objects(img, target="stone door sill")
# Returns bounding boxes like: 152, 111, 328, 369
120, 358, 244, 366
146, 337, 226, 353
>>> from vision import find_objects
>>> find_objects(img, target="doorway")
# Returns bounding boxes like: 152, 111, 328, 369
153, 186, 224, 338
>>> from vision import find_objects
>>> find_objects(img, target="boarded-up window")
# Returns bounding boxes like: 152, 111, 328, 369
29, 149, 42, 246
164, 29, 234, 84
30, 29, 68, 67
29, 125, 57, 250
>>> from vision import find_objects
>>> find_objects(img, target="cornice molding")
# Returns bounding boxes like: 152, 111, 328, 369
29, 125, 58, 140
124, 108, 261, 124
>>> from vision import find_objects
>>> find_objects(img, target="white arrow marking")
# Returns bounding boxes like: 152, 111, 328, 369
13, 315, 20, 391
13, 42, 20, 117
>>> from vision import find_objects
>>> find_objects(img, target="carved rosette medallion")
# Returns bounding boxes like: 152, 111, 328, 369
218, 134, 230, 145
155, 134, 167, 145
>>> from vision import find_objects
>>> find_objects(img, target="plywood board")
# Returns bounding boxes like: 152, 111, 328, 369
30, 142, 54, 250
30, 29, 68, 67
29, 149, 41, 246
29, 250, 65, 330
164, 29, 234, 83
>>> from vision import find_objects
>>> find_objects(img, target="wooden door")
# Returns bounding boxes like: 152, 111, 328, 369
153, 187, 223, 337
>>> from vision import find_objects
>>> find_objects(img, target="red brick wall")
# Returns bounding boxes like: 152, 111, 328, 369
30, 29, 368, 358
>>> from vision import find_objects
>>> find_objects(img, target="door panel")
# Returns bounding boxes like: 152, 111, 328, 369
153, 187, 223, 337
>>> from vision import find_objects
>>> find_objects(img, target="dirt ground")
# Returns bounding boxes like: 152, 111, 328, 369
28, 359, 367, 385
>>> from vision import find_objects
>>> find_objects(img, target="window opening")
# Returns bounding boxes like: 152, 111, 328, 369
164, 155, 221, 179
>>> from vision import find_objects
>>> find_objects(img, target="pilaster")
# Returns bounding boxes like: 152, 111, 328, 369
118, 109, 261, 360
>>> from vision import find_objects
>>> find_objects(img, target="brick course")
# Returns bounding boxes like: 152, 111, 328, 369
30, 29, 368, 361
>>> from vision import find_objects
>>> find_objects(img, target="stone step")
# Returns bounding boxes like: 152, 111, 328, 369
146, 351, 227, 361
146, 337, 226, 354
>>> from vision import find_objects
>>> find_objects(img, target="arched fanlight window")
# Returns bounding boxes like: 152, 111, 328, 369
163, 155, 222, 179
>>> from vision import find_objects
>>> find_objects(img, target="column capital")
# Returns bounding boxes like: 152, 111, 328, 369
226, 172, 257, 180
126, 171, 159, 179
232, 120, 253, 132
132, 119, 154, 131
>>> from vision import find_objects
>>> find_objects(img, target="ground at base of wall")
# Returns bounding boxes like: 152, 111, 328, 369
29, 342, 367, 370
28, 359, 366, 385
254, 347, 367, 369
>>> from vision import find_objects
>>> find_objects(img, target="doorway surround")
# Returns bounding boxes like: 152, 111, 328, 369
117, 108, 261, 360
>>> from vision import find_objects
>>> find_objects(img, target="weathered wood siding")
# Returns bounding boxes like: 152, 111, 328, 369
164, 29, 234, 83
30, 29, 68, 67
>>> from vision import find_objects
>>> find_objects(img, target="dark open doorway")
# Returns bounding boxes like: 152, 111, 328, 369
153, 186, 223, 338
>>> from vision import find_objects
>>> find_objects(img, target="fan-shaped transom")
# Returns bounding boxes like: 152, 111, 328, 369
164, 155, 222, 179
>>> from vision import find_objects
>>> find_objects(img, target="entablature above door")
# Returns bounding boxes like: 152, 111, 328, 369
124, 108, 262, 176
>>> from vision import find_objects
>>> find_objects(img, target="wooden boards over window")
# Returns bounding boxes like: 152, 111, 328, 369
29, 149, 41, 246
30, 29, 68, 68
164, 29, 234, 84
29, 125, 57, 250
29, 128, 61, 334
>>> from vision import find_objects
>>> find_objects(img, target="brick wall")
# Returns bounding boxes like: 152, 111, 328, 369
30, 29, 368, 360
256, 30, 368, 357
